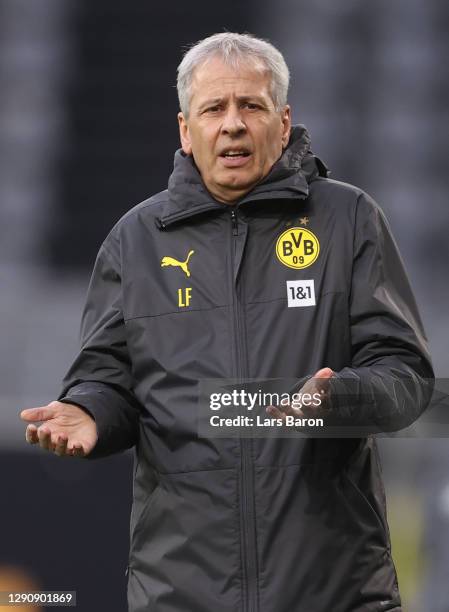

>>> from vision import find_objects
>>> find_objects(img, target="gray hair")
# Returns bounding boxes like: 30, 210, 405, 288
177, 32, 290, 117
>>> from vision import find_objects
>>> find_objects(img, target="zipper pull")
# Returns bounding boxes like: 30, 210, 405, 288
231, 209, 238, 236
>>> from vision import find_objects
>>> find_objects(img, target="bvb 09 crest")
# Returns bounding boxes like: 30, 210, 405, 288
276, 227, 320, 270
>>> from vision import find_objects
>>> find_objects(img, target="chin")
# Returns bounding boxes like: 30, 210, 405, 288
220, 174, 257, 190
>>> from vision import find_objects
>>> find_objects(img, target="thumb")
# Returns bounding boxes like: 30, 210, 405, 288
313, 367, 335, 379
20, 405, 57, 422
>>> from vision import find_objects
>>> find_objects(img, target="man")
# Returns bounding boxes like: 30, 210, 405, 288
21, 33, 433, 611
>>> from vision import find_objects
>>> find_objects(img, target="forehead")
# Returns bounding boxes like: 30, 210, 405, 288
190, 56, 271, 102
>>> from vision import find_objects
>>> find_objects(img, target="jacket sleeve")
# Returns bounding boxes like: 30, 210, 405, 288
331, 191, 434, 433
58, 238, 141, 458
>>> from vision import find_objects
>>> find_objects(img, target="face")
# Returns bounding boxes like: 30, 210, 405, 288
178, 57, 291, 204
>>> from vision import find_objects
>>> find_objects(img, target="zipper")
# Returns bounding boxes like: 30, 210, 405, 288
229, 208, 258, 612
231, 208, 238, 236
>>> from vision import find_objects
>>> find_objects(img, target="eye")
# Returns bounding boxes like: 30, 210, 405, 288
243, 102, 261, 110
204, 105, 222, 114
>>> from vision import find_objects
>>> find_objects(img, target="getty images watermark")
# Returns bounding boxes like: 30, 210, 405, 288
198, 378, 328, 438
208, 388, 324, 428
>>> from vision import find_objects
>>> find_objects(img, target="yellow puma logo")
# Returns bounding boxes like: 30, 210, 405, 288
161, 250, 195, 277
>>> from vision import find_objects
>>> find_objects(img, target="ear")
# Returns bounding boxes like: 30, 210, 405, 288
280, 105, 292, 148
178, 112, 192, 155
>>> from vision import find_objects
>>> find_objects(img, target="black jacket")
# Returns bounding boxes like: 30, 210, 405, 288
60, 125, 433, 612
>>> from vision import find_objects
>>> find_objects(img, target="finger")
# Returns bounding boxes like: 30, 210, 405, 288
20, 406, 56, 422
302, 369, 334, 399
53, 434, 68, 457
69, 442, 85, 458
266, 405, 285, 419
38, 427, 52, 451
25, 424, 39, 444
290, 395, 303, 409
267, 405, 303, 420
302, 369, 334, 394
278, 401, 301, 417
267, 404, 306, 421
313, 367, 334, 379
288, 401, 306, 417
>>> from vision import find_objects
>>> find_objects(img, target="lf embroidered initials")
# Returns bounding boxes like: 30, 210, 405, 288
178, 288, 192, 307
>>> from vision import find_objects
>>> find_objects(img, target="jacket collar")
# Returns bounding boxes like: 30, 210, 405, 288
158, 124, 327, 227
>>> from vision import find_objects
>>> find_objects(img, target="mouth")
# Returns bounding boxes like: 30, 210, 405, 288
219, 147, 251, 159
219, 147, 252, 168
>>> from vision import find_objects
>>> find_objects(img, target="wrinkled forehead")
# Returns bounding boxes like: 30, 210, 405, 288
189, 55, 272, 100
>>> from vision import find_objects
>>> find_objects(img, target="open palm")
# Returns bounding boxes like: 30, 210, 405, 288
20, 401, 98, 457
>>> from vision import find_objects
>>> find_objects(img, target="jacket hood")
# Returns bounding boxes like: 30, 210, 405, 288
159, 124, 328, 225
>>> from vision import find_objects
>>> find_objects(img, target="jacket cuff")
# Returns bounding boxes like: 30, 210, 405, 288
58, 382, 140, 459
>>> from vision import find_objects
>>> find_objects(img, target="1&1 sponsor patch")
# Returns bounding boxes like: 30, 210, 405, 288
286, 280, 316, 307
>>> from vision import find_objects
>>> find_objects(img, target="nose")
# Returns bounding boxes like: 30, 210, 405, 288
221, 105, 246, 137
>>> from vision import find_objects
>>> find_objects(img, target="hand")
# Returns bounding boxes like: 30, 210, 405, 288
20, 401, 98, 457
266, 367, 335, 422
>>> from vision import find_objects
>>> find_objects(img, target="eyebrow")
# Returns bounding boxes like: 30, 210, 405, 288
197, 98, 223, 111
197, 95, 268, 112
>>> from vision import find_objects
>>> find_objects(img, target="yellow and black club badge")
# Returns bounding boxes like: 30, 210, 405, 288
276, 227, 320, 269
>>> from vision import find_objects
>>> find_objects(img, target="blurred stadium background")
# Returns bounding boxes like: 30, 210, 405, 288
0, 1, 448, 610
